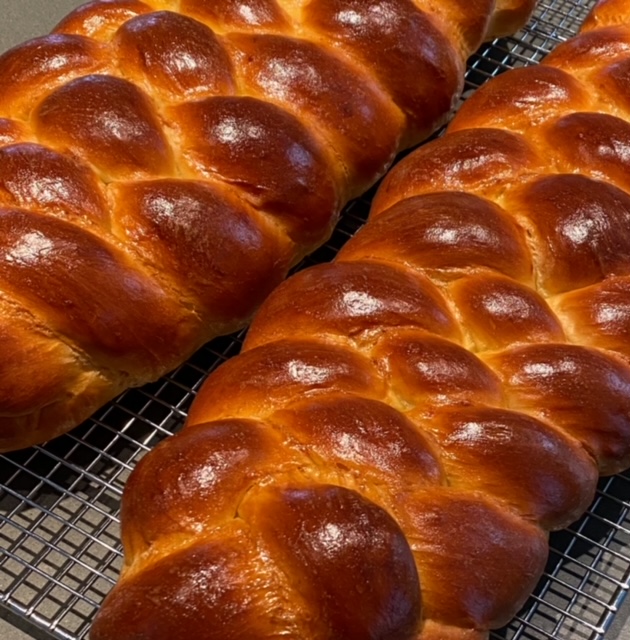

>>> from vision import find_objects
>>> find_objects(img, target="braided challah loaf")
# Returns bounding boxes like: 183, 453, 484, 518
91, 1, 630, 639
0, 0, 538, 452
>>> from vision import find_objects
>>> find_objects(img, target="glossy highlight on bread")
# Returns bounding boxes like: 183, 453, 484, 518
0, 0, 537, 452
92, 1, 630, 638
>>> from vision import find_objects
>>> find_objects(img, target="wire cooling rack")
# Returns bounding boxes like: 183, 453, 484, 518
2, 1, 629, 639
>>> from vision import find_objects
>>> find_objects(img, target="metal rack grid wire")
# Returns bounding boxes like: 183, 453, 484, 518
1, 1, 629, 639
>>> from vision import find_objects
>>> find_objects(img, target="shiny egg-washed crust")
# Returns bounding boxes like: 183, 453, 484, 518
0, 0, 538, 452
92, 1, 630, 639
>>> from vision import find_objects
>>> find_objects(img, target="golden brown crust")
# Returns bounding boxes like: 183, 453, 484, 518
96, 486, 422, 640
303, 0, 466, 146
396, 488, 548, 629
73, 0, 548, 640
343, 191, 535, 283
489, 0, 538, 36
0, 0, 541, 452
92, 2, 630, 639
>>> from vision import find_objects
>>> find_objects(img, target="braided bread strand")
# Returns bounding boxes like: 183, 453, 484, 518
106, 0, 630, 640
91, 1, 630, 638
0, 0, 537, 452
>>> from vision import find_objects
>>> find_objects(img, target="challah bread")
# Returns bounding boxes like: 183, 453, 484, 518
0, 0, 539, 452
91, 1, 630, 639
